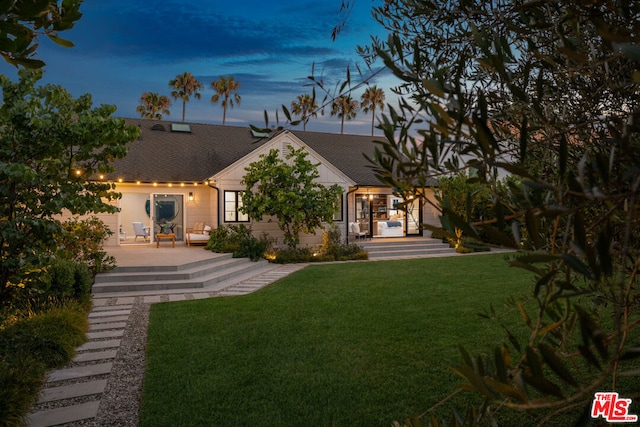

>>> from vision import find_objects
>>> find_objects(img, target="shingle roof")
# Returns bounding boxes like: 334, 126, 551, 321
286, 129, 384, 186
108, 119, 387, 185
107, 119, 269, 182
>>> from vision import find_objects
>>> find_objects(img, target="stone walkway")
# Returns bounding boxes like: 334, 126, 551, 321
26, 263, 306, 427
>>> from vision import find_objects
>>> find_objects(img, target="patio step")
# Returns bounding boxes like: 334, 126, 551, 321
94, 254, 245, 283
93, 256, 271, 293
360, 237, 456, 259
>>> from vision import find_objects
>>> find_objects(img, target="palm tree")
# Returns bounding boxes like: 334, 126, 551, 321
291, 94, 318, 131
331, 95, 358, 134
136, 92, 172, 120
360, 86, 385, 136
169, 72, 204, 122
211, 75, 241, 125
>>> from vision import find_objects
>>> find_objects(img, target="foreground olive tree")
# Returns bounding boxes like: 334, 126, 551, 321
0, 0, 83, 68
0, 70, 140, 307
354, 0, 640, 424
241, 146, 343, 249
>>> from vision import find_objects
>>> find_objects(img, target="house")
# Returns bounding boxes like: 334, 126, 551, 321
96, 119, 440, 246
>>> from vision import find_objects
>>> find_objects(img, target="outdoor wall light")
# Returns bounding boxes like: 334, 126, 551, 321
188, 192, 194, 202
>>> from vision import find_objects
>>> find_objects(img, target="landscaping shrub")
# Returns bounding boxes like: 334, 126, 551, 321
272, 247, 313, 263
206, 224, 268, 261
316, 226, 368, 261
0, 303, 89, 425
58, 217, 116, 276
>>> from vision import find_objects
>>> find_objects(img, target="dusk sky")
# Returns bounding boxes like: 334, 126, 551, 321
0, 0, 400, 135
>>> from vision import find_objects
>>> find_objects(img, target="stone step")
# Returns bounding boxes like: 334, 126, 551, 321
47, 362, 113, 382
90, 322, 127, 331
87, 329, 124, 340
74, 350, 118, 363
92, 259, 271, 293
38, 379, 108, 403
367, 247, 456, 259
27, 401, 100, 427
88, 315, 129, 324
77, 339, 121, 352
92, 304, 133, 311
88, 309, 131, 318
104, 253, 232, 273
360, 238, 456, 258
94, 255, 247, 283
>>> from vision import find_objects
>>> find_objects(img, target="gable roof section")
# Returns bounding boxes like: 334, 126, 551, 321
289, 130, 383, 186
108, 119, 400, 186
211, 131, 356, 186
106, 119, 269, 182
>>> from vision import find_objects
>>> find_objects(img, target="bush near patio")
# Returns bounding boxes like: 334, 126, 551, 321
0, 216, 114, 424
205, 224, 270, 261
207, 224, 368, 264
0, 70, 138, 425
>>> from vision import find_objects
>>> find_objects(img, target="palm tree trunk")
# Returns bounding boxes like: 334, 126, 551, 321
181, 100, 186, 122
341, 116, 345, 134
223, 106, 227, 125
371, 108, 375, 136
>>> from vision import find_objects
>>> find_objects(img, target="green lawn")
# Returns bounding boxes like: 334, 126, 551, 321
140, 254, 537, 426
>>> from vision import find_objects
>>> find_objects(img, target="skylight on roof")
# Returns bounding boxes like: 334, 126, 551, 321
251, 129, 270, 138
171, 123, 191, 133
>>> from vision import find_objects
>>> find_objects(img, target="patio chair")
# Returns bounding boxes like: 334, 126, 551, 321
132, 221, 150, 242
350, 222, 368, 240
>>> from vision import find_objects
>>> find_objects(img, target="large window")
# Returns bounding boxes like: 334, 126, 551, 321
224, 191, 249, 222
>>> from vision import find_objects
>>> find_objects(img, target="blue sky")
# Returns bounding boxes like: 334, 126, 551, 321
0, 0, 398, 134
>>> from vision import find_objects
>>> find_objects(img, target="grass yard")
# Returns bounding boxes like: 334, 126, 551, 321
140, 254, 538, 426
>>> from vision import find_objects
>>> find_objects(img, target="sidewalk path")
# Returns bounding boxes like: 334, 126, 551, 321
26, 263, 306, 427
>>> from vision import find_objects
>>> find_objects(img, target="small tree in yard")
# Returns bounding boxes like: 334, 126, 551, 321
0, 69, 140, 308
241, 146, 343, 249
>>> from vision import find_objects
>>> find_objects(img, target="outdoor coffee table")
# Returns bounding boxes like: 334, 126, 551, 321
156, 233, 175, 248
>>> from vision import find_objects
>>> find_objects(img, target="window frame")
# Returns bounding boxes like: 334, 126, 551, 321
223, 190, 250, 223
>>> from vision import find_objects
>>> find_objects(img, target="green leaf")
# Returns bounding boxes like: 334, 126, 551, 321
525, 208, 541, 249
479, 224, 519, 249
484, 377, 527, 403
494, 346, 508, 383
281, 104, 292, 121
502, 326, 522, 352
596, 228, 612, 277
423, 78, 445, 98
538, 342, 578, 386
578, 344, 602, 370
47, 34, 75, 48
561, 254, 592, 279
534, 270, 557, 297
523, 370, 564, 398
12, 56, 45, 68
525, 346, 543, 378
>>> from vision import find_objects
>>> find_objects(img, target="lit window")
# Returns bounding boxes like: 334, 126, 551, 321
224, 191, 249, 222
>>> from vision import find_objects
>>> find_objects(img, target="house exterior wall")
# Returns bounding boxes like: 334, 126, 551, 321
211, 133, 353, 247
98, 183, 218, 246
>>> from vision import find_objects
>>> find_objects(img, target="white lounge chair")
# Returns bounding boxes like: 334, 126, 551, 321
132, 222, 150, 242
350, 222, 368, 240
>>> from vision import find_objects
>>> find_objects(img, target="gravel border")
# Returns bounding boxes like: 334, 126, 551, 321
71, 298, 150, 427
